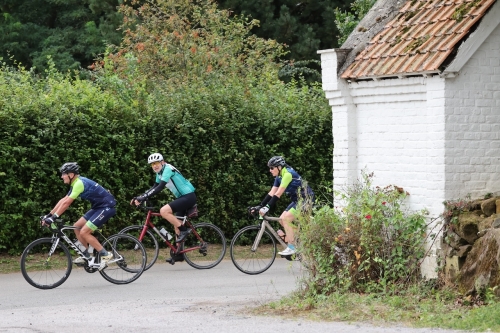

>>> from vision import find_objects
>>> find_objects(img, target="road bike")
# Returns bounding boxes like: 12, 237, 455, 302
20, 219, 147, 290
119, 203, 226, 270
230, 208, 297, 275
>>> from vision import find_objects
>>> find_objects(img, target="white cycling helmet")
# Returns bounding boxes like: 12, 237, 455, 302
148, 153, 164, 164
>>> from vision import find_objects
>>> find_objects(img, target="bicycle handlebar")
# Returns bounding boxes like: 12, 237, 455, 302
247, 207, 281, 222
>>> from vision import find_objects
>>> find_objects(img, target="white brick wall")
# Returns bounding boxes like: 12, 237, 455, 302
328, 76, 447, 217
445, 28, 500, 200
319, 24, 500, 278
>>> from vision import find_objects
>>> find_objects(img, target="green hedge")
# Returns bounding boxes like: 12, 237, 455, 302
0, 68, 332, 254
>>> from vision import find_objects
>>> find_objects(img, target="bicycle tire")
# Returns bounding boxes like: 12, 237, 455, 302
20, 237, 72, 290
119, 225, 159, 270
183, 223, 226, 269
230, 225, 277, 275
99, 233, 146, 285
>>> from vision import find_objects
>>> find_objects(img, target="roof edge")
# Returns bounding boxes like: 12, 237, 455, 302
338, 0, 406, 76
444, 0, 500, 74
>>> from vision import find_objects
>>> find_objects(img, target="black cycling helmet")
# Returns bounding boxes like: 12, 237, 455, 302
59, 162, 80, 175
267, 156, 286, 168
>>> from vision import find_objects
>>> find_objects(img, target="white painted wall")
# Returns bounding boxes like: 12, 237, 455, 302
318, 24, 500, 278
444, 26, 500, 200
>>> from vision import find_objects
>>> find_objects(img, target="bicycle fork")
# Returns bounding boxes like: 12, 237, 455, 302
251, 223, 267, 252
47, 236, 61, 260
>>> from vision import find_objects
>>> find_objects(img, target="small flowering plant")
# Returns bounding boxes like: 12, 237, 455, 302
299, 170, 428, 295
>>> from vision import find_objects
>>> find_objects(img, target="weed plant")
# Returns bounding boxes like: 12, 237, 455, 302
298, 171, 429, 296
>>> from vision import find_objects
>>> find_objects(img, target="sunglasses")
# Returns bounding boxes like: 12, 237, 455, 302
269, 166, 276, 170
150, 161, 162, 167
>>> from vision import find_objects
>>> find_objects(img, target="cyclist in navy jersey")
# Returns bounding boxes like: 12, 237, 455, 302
41, 162, 116, 270
131, 153, 196, 244
251, 156, 314, 256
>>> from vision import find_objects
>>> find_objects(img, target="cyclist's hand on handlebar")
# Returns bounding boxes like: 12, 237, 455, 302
250, 205, 261, 215
259, 205, 270, 216
41, 215, 56, 227
131, 195, 147, 207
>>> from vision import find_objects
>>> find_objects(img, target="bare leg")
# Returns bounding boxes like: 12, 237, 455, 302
74, 217, 103, 252
160, 204, 182, 235
279, 211, 296, 246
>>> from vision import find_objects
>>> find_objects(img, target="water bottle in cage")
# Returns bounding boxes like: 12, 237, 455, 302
160, 227, 173, 241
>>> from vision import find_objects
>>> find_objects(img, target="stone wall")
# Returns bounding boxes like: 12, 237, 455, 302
443, 197, 500, 295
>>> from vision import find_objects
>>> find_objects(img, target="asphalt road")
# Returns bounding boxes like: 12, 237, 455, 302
0, 259, 467, 333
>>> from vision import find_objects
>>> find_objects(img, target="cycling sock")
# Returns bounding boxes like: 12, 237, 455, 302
82, 249, 90, 258
179, 224, 187, 232
288, 244, 296, 250
99, 249, 108, 256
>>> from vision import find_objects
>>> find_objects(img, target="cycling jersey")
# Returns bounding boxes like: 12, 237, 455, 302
273, 167, 314, 203
155, 164, 195, 198
67, 177, 116, 209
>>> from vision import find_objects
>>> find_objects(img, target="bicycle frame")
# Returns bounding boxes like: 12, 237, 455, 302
47, 222, 122, 268
252, 216, 287, 251
48, 222, 87, 258
138, 209, 202, 255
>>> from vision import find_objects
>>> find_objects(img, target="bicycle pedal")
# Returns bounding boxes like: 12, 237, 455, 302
280, 255, 293, 261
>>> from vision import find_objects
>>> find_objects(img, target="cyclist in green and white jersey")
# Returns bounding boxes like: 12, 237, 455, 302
41, 162, 116, 270
131, 153, 196, 243
251, 156, 314, 256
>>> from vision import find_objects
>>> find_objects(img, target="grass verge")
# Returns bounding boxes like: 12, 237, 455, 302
252, 288, 500, 332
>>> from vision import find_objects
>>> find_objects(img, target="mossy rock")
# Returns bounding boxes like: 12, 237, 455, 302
456, 210, 482, 244
458, 229, 500, 294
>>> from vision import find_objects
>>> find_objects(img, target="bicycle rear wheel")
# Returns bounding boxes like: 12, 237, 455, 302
183, 223, 226, 269
119, 225, 159, 270
20, 237, 72, 289
230, 225, 276, 275
99, 234, 146, 284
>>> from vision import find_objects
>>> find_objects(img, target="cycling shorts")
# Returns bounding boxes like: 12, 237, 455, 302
84, 207, 116, 231
169, 192, 197, 216
285, 195, 315, 218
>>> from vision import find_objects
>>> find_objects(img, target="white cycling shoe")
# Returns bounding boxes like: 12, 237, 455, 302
278, 247, 296, 256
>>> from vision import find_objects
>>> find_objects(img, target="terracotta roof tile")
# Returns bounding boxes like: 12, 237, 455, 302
341, 0, 497, 79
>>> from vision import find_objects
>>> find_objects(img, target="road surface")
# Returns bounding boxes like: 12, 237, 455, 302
0, 259, 467, 332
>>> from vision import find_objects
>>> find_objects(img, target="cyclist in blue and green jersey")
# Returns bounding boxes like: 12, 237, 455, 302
251, 156, 314, 256
131, 153, 196, 244
41, 162, 116, 270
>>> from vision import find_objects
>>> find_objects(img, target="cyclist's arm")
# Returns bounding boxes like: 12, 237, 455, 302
51, 178, 84, 216
264, 172, 292, 208
273, 186, 286, 198
143, 181, 167, 198
268, 186, 279, 196
51, 196, 74, 217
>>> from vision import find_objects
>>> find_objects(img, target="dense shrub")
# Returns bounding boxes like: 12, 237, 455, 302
299, 171, 428, 295
0, 66, 332, 254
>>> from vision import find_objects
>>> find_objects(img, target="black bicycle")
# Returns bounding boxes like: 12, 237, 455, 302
21, 219, 147, 290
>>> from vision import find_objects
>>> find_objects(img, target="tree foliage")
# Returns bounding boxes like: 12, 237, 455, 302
0, 0, 123, 72
217, 0, 349, 61
334, 0, 376, 45
103, 0, 285, 89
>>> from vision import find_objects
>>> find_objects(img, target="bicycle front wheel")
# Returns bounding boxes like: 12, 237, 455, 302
99, 234, 146, 285
20, 237, 72, 289
119, 225, 159, 270
230, 225, 276, 275
183, 223, 226, 269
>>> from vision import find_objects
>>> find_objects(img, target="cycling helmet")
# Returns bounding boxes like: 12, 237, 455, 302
59, 162, 80, 174
148, 153, 164, 164
267, 156, 286, 168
